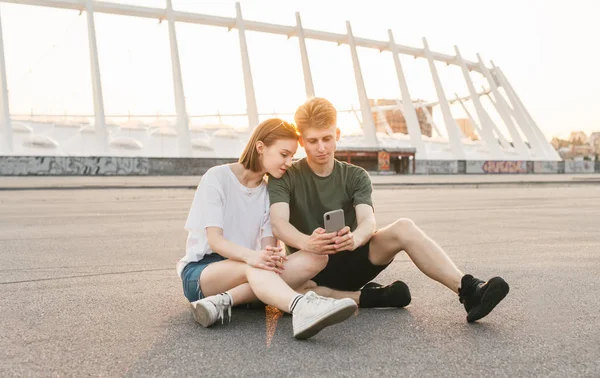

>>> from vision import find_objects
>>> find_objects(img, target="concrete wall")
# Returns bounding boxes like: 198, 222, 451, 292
533, 161, 561, 174
564, 160, 595, 174
1, 156, 598, 176
466, 161, 529, 174
0, 156, 236, 176
414, 160, 459, 174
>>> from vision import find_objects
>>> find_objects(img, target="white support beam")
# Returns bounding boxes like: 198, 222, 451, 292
454, 46, 503, 159
418, 103, 442, 138
346, 21, 377, 147
235, 2, 259, 130
490, 62, 551, 159
423, 38, 464, 159
388, 29, 425, 158
0, 0, 485, 72
454, 94, 483, 138
295, 12, 314, 99
493, 65, 560, 160
482, 91, 514, 147
85, 0, 108, 154
166, 0, 191, 156
0, 6, 12, 153
477, 54, 529, 158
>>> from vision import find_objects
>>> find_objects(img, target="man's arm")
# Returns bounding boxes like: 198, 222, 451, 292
332, 205, 376, 253
270, 202, 337, 254
351, 204, 376, 247
270, 202, 309, 250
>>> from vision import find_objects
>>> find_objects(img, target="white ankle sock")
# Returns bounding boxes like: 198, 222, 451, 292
289, 294, 304, 314
223, 291, 234, 306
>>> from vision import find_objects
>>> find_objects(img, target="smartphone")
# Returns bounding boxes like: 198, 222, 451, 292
324, 209, 345, 233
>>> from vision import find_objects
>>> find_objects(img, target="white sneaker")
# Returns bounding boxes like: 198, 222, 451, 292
292, 291, 357, 339
190, 293, 233, 327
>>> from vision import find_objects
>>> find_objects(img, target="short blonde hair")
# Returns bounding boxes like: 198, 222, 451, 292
239, 118, 298, 172
294, 97, 337, 133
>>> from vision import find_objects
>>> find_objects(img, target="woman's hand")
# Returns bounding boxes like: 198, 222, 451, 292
246, 245, 288, 274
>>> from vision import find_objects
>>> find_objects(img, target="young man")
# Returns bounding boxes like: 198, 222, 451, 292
268, 97, 509, 322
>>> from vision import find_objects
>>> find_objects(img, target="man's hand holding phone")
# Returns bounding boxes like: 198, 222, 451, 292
333, 226, 358, 252
303, 228, 338, 255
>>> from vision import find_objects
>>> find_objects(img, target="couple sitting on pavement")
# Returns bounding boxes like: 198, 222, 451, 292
176, 97, 510, 339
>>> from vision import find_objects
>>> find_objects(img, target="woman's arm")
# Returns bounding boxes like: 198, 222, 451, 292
206, 227, 256, 263
206, 227, 285, 273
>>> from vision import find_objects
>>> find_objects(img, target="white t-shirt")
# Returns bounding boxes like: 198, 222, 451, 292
176, 164, 273, 278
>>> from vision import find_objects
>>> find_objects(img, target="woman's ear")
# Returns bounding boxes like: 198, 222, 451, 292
256, 140, 265, 154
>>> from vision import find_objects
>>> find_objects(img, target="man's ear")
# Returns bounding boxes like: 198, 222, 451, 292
336, 127, 341, 141
256, 140, 265, 154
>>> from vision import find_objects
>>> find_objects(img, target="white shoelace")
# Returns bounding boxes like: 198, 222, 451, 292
214, 293, 233, 324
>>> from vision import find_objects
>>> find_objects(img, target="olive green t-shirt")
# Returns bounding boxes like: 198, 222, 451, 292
267, 158, 373, 253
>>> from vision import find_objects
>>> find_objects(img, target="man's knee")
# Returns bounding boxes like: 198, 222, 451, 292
393, 218, 416, 232
377, 218, 418, 252
393, 218, 419, 240
307, 253, 328, 274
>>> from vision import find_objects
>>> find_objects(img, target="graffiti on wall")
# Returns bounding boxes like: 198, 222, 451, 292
0, 157, 150, 176
467, 161, 528, 174
564, 160, 595, 174
415, 160, 458, 174
533, 161, 559, 174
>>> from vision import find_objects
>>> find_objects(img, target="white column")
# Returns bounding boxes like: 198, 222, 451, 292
166, 0, 192, 156
85, 0, 108, 154
374, 106, 393, 135
346, 21, 377, 147
477, 54, 529, 158
493, 65, 559, 160
421, 105, 443, 137
481, 91, 512, 146
454, 94, 483, 137
295, 12, 314, 99
490, 62, 550, 159
422, 38, 464, 159
454, 46, 503, 159
236, 3, 259, 130
388, 30, 426, 158
0, 7, 11, 153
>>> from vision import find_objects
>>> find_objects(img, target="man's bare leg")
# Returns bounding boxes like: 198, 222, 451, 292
367, 218, 509, 321
298, 281, 361, 304
369, 218, 463, 293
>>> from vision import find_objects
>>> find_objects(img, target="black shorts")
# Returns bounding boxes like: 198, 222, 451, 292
312, 241, 391, 291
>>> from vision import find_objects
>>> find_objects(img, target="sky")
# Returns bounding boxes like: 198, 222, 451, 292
2, 0, 599, 139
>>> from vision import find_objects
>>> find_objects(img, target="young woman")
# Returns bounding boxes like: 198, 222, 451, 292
177, 118, 356, 339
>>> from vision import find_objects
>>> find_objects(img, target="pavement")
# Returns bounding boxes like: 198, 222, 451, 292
1, 173, 599, 191
1, 180, 599, 376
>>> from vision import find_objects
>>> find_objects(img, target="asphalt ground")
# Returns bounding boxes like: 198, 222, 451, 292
1, 182, 599, 377
1, 173, 599, 191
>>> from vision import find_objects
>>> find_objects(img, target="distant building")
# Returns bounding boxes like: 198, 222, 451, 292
589, 132, 600, 153
568, 131, 589, 145
551, 137, 570, 150
455, 118, 478, 140
370, 99, 432, 137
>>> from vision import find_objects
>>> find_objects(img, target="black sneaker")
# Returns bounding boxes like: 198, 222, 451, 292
458, 274, 509, 322
362, 282, 383, 290
359, 281, 411, 308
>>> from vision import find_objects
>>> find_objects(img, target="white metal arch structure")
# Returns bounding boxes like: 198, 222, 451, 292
0, 0, 559, 160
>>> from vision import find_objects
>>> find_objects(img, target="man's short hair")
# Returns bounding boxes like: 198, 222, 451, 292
294, 97, 337, 133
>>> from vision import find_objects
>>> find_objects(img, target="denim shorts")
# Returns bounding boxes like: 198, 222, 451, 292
181, 253, 225, 302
